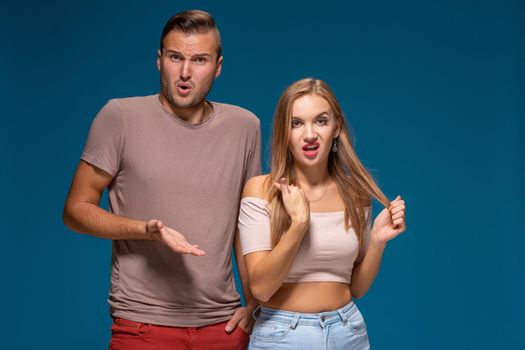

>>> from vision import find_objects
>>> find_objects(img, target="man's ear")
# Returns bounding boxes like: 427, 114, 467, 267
156, 49, 161, 71
215, 55, 223, 78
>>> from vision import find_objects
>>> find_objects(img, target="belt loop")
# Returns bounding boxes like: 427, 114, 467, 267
252, 305, 262, 320
289, 312, 300, 330
338, 309, 349, 325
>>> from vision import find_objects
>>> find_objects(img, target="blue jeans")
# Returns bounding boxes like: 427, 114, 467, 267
248, 301, 370, 350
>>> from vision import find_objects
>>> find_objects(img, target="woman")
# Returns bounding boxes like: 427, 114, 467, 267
238, 78, 406, 349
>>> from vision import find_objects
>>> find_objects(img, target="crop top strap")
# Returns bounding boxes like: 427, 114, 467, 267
238, 196, 272, 255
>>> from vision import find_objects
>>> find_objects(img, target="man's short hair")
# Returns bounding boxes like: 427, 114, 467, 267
160, 10, 222, 59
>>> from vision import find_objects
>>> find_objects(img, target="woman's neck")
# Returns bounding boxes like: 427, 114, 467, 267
293, 165, 331, 188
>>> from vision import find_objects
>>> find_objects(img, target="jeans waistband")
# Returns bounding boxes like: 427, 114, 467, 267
254, 300, 357, 329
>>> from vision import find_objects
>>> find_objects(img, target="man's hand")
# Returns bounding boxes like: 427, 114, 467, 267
146, 220, 205, 256
224, 306, 255, 334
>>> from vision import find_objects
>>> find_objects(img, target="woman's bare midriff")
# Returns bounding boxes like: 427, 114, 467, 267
261, 282, 352, 313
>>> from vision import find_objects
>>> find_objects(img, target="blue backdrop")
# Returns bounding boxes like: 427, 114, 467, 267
2, 0, 524, 349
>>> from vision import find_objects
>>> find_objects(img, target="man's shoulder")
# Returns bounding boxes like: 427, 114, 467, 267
212, 102, 259, 125
106, 94, 158, 109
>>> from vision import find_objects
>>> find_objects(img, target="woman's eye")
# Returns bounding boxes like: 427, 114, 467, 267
291, 120, 302, 128
316, 118, 328, 125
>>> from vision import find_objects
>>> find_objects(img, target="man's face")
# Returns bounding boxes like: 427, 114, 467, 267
157, 30, 222, 111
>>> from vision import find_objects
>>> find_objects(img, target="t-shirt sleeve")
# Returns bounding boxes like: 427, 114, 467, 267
355, 207, 373, 263
243, 123, 262, 185
81, 99, 125, 177
238, 197, 272, 255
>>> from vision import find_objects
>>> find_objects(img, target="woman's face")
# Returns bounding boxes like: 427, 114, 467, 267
288, 94, 339, 169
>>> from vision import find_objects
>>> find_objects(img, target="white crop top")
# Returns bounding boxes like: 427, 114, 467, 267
238, 196, 372, 284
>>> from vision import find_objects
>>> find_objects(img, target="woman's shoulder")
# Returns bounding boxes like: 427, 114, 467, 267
243, 174, 271, 200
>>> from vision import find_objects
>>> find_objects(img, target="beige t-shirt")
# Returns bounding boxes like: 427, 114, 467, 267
238, 197, 371, 283
81, 94, 261, 327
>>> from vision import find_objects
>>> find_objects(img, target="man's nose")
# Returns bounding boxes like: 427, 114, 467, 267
180, 61, 191, 81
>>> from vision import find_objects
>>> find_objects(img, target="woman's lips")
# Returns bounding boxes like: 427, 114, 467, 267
302, 142, 320, 158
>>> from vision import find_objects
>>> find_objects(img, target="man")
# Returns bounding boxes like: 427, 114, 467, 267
63, 10, 260, 350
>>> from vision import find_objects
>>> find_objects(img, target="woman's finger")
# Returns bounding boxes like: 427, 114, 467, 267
393, 218, 404, 226
391, 211, 405, 220
280, 178, 290, 193
394, 221, 406, 234
390, 205, 405, 215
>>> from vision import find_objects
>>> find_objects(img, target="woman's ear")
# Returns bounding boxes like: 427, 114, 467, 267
334, 121, 341, 138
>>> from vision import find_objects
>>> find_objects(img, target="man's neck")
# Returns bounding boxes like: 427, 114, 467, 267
159, 94, 211, 125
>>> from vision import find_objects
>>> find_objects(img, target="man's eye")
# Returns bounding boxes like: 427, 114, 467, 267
194, 57, 207, 64
170, 55, 182, 61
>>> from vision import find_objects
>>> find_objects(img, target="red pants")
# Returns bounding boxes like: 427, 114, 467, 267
109, 317, 250, 350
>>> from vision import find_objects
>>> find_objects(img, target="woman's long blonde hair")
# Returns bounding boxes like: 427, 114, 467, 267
265, 78, 390, 247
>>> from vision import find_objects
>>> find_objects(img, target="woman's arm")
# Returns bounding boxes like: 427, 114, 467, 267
245, 222, 307, 302
350, 240, 386, 298
351, 196, 406, 298
242, 177, 310, 302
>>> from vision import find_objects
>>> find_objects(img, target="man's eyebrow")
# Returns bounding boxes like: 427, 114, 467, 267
192, 53, 212, 58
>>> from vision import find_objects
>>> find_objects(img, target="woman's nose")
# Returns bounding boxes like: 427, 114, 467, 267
303, 126, 318, 143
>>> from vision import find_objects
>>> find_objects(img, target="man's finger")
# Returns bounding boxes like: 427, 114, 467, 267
190, 247, 206, 256
161, 230, 206, 256
170, 244, 205, 256
178, 241, 205, 255
146, 219, 158, 232
225, 312, 242, 333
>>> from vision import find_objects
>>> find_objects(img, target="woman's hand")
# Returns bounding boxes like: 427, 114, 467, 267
371, 195, 406, 244
274, 178, 310, 228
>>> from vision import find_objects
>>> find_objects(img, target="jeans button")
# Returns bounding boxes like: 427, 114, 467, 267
320, 315, 326, 322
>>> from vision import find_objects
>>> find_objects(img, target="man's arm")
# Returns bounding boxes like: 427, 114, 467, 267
234, 229, 258, 311
223, 121, 262, 333
63, 160, 148, 239
63, 160, 205, 255
223, 229, 257, 333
